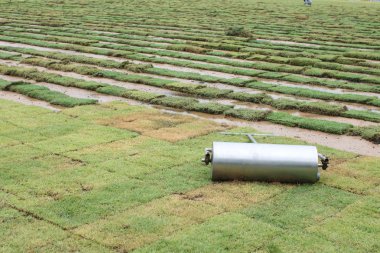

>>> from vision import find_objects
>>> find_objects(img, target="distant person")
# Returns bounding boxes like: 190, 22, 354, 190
304, 0, 312, 6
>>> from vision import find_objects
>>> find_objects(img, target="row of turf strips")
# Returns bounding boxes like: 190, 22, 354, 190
1, 2, 379, 49
1, 44, 380, 111
12, 22, 380, 62
1, 98, 378, 252
4, 23, 380, 71
1, 48, 379, 124
0, 1, 377, 135
4, 20, 380, 54
2, 35, 379, 94
1, 32, 379, 95
2, 11, 380, 54
0, 79, 96, 107
0, 65, 379, 143
1, 28, 380, 87
4, 18, 376, 57
21, 56, 380, 121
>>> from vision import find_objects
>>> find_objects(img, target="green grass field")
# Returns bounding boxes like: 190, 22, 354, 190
1, 99, 379, 252
0, 0, 379, 252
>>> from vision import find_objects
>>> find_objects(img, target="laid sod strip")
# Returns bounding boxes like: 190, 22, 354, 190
266, 112, 353, 135
349, 126, 380, 144
0, 80, 97, 107
0, 51, 22, 61
245, 81, 380, 107
267, 99, 346, 117
2, 33, 380, 91
247, 54, 380, 75
0, 45, 124, 69
277, 75, 380, 93
237, 36, 380, 51
342, 110, 380, 123
0, 64, 373, 141
96, 85, 164, 102
0, 79, 12, 90
224, 108, 271, 121
4, 55, 380, 122
248, 52, 380, 69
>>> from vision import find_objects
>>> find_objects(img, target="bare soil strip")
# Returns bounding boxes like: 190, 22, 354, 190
366, 59, 380, 64
160, 108, 380, 157
0, 90, 61, 111
256, 39, 321, 47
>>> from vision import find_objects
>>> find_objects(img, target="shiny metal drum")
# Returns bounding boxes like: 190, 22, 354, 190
210, 142, 320, 183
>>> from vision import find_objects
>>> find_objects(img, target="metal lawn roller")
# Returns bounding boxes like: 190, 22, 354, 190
202, 132, 328, 183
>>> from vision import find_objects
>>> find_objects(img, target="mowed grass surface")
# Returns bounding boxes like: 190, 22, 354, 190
1, 98, 379, 252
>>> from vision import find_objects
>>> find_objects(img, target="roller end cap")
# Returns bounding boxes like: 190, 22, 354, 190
202, 148, 212, 165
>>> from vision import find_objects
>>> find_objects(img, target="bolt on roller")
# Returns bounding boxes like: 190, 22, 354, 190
202, 132, 329, 183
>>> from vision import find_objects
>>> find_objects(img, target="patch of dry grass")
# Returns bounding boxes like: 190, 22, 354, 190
99, 111, 225, 142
